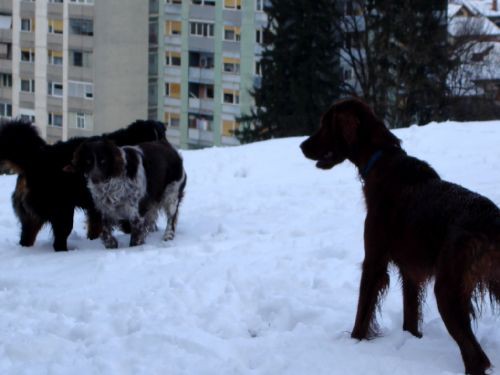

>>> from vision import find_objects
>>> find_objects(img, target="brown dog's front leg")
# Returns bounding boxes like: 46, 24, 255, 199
351, 255, 389, 339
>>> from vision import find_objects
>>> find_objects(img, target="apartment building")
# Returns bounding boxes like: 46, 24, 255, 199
152, 0, 267, 148
0, 0, 150, 144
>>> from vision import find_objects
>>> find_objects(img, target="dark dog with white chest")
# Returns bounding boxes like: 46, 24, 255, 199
301, 98, 500, 375
69, 139, 186, 248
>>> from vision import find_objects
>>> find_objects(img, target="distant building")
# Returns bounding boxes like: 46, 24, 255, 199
151, 0, 267, 148
0, 0, 266, 148
0, 0, 151, 144
448, 0, 500, 105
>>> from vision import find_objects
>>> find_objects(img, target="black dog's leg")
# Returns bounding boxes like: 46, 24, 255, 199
86, 207, 103, 240
435, 272, 491, 375
19, 217, 44, 247
401, 272, 423, 338
51, 209, 74, 251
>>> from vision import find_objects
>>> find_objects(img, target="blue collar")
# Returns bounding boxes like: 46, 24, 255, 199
361, 150, 383, 179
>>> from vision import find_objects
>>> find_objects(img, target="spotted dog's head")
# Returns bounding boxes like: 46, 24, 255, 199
68, 140, 124, 184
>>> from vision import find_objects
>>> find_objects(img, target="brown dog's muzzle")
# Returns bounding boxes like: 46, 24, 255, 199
300, 136, 338, 170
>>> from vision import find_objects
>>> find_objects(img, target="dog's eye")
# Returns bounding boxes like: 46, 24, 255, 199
99, 159, 107, 165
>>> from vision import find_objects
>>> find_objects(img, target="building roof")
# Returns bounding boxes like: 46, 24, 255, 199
450, 0, 500, 18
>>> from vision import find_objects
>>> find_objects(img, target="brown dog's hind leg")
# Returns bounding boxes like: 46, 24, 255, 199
401, 272, 424, 338
351, 254, 390, 339
435, 274, 491, 375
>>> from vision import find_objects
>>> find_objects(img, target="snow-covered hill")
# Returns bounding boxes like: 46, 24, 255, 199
0, 120, 499, 375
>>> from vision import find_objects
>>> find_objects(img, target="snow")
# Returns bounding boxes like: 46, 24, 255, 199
0, 120, 500, 375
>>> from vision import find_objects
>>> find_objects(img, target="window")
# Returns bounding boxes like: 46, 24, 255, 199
343, 68, 353, 81
256, 29, 262, 44
69, 111, 92, 129
165, 20, 181, 36
21, 48, 35, 62
0, 73, 12, 87
49, 0, 64, 3
0, 102, 12, 118
68, 81, 93, 99
223, 119, 237, 136
21, 18, 34, 32
166, 0, 182, 3
70, 50, 92, 67
192, 0, 215, 5
223, 57, 240, 74
165, 82, 181, 98
224, 0, 241, 10
20, 114, 35, 123
164, 112, 180, 127
76, 112, 85, 128
256, 0, 264, 11
0, 43, 11, 59
69, 18, 93, 36
21, 79, 35, 93
48, 81, 63, 97
223, 89, 239, 104
165, 51, 181, 66
255, 60, 262, 76
48, 50, 63, 65
69, 0, 94, 4
190, 21, 214, 37
224, 26, 241, 42
48, 112, 63, 127
48, 19, 63, 34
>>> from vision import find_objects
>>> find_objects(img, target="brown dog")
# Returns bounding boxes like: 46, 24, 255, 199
300, 98, 500, 375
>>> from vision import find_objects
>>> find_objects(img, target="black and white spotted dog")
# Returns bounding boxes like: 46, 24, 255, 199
70, 139, 186, 248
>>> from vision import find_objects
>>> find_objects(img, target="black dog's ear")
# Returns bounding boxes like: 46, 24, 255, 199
63, 164, 75, 173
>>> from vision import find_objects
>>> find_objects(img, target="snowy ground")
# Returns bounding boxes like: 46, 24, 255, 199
0, 120, 499, 375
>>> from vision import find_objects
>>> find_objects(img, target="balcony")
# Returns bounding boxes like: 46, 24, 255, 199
68, 35, 93, 50
0, 86, 11, 100
165, 65, 181, 77
164, 97, 181, 107
0, 28, 12, 43
222, 103, 241, 116
188, 67, 214, 84
189, 97, 214, 113
188, 128, 213, 147
0, 58, 12, 72
165, 3, 182, 15
47, 64, 63, 80
47, 3, 64, 17
165, 35, 181, 45
222, 73, 240, 84
19, 62, 35, 76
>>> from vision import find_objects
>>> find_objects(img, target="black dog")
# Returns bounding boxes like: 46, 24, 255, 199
301, 98, 500, 375
69, 139, 186, 249
0, 119, 166, 251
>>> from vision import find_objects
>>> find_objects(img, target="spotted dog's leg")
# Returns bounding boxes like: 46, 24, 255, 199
100, 219, 118, 249
129, 216, 147, 247
162, 172, 186, 241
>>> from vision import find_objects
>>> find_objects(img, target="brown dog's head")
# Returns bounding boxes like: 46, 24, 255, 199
300, 98, 400, 170
67, 140, 124, 184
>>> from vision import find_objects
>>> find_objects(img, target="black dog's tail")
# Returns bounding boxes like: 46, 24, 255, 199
0, 119, 46, 172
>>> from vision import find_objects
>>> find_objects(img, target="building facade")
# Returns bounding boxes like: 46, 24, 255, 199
0, 0, 150, 144
150, 0, 266, 148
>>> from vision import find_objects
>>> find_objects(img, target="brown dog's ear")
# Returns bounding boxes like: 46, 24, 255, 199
335, 111, 359, 146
